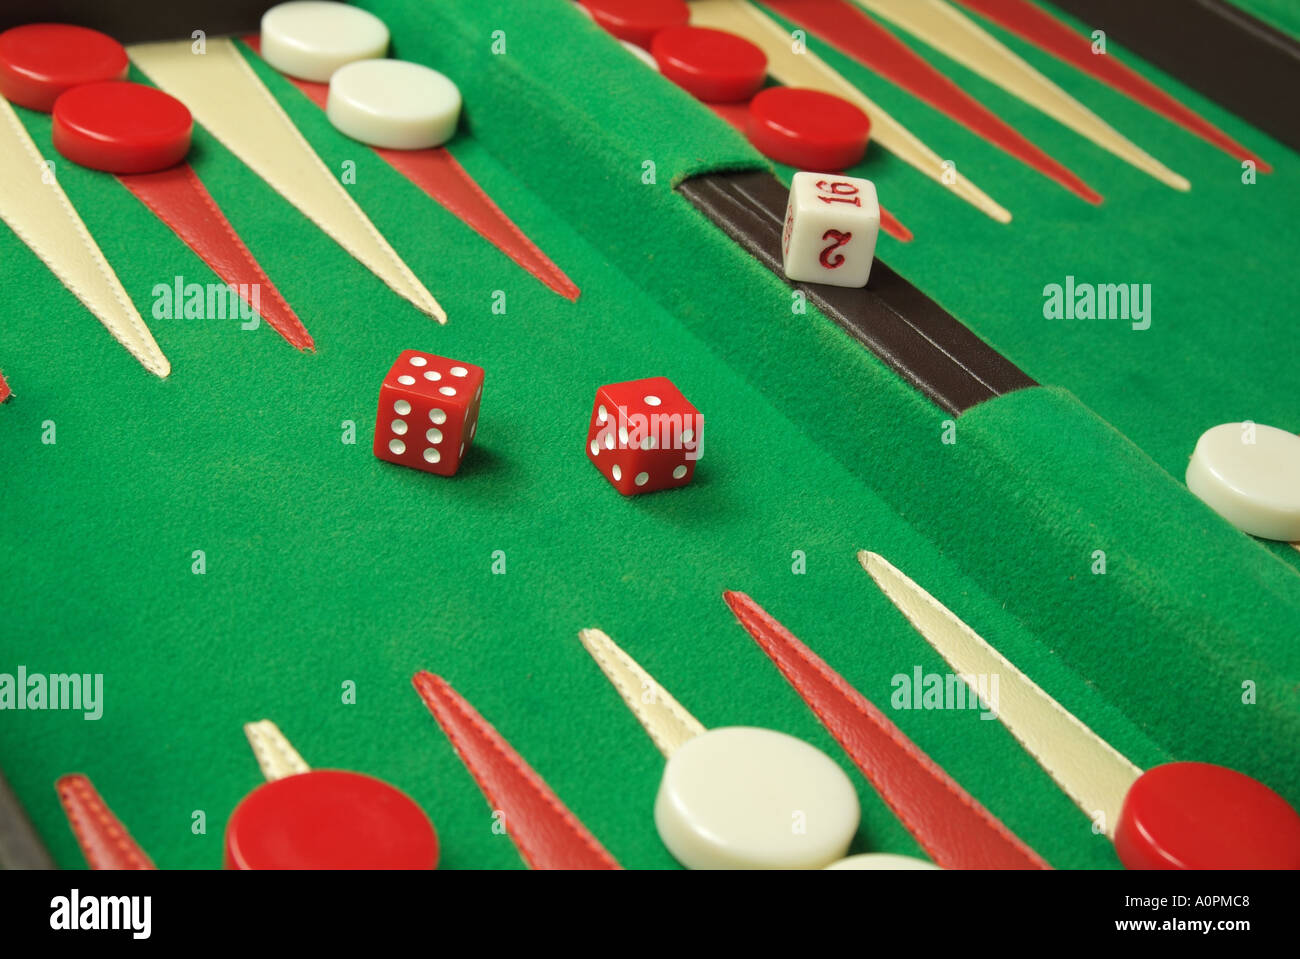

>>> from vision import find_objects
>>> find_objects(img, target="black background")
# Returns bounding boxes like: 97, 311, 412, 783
0, 1, 271, 43
0, 868, 1292, 946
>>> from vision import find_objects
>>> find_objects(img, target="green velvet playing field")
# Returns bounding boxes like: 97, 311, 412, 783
1, 0, 1297, 870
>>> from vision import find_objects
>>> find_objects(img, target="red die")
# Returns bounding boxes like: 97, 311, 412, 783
373, 350, 484, 476
585, 376, 702, 495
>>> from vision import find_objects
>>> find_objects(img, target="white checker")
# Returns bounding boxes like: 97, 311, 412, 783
655, 726, 859, 870
327, 58, 461, 150
781, 172, 880, 288
825, 853, 939, 870
621, 40, 659, 71
260, 1, 390, 83
1186, 422, 1300, 541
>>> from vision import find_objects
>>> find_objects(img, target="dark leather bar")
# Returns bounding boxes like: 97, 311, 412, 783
1050, 0, 1300, 153
0, 1, 272, 44
0, 768, 54, 870
679, 170, 1037, 415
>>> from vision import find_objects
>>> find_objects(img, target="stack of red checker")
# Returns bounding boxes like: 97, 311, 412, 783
579, 0, 871, 173
578, 0, 907, 240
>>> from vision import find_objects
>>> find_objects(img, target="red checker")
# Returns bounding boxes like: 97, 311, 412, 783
224, 769, 439, 870
1114, 762, 1300, 870
651, 25, 767, 103
746, 86, 871, 172
580, 0, 690, 49
0, 23, 128, 112
52, 80, 192, 175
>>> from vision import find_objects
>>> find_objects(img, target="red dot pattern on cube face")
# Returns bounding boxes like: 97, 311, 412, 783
586, 376, 702, 496
373, 350, 484, 477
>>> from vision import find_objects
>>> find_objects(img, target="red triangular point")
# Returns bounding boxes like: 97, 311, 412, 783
412, 671, 620, 870
723, 591, 1051, 870
953, 0, 1271, 173
55, 774, 156, 869
766, 0, 1103, 204
243, 37, 580, 301
120, 166, 314, 351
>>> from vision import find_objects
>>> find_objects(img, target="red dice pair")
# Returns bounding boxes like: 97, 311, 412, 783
374, 355, 702, 495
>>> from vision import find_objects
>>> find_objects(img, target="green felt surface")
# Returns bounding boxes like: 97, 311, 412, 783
1235, 0, 1300, 37
760, 0, 1300, 537
0, 0, 1297, 871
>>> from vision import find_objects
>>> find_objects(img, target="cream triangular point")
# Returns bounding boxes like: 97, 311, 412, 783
128, 39, 446, 321
858, 551, 1142, 835
854, 0, 1190, 191
690, 0, 1011, 223
243, 719, 311, 782
0, 98, 169, 377
577, 628, 705, 758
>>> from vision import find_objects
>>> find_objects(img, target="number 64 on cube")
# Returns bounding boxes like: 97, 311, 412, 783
781, 172, 880, 289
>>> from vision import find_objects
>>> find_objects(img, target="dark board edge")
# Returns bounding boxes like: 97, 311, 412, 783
679, 170, 1037, 416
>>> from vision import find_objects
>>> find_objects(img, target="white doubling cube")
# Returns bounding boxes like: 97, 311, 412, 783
781, 172, 880, 288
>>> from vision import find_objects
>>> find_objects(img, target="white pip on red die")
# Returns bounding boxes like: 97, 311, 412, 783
586, 376, 702, 496
373, 350, 484, 476
781, 171, 880, 288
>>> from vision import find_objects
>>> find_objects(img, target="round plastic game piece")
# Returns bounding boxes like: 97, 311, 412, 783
225, 769, 439, 869
825, 854, 940, 870
260, 0, 390, 83
327, 59, 461, 150
1185, 422, 1300, 541
579, 0, 690, 49
650, 26, 767, 103
0, 23, 129, 112
52, 81, 192, 175
747, 87, 872, 172
655, 726, 860, 869
1114, 762, 1300, 870
621, 41, 660, 72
